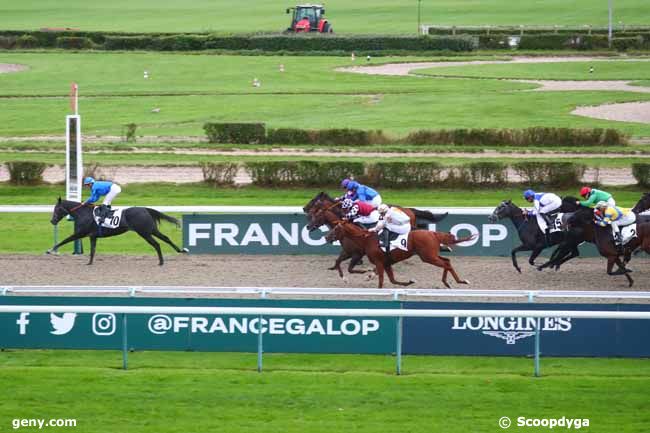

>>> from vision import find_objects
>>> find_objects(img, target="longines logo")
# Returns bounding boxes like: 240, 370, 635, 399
452, 317, 572, 345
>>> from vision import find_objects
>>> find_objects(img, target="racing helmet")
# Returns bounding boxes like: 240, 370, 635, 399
580, 186, 592, 198
595, 201, 609, 210
83, 177, 95, 185
340, 178, 350, 189
377, 204, 389, 215
523, 189, 535, 201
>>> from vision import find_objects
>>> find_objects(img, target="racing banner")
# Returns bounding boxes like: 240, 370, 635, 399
182, 213, 601, 256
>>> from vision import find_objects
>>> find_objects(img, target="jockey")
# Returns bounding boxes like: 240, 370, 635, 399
345, 180, 382, 208
83, 177, 122, 221
594, 201, 636, 248
370, 204, 411, 250
341, 198, 379, 227
578, 186, 615, 208
523, 189, 562, 233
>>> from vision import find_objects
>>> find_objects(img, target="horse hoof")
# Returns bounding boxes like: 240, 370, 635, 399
536, 266, 543, 272
181, 248, 189, 253
515, 268, 522, 274
342, 278, 349, 284
460, 280, 470, 285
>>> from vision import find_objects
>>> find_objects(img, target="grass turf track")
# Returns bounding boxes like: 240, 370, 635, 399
416, 60, 650, 81
2, 53, 650, 137
0, 350, 648, 433
0, 151, 647, 168
2, 0, 650, 34
0, 184, 647, 255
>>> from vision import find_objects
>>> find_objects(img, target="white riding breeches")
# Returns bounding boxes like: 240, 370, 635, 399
611, 212, 636, 235
103, 184, 121, 205
386, 222, 410, 235
354, 210, 379, 225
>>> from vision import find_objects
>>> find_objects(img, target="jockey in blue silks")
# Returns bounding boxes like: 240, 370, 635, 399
345, 180, 382, 208
83, 177, 122, 221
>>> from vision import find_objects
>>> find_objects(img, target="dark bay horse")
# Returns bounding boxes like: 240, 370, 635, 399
632, 192, 650, 215
326, 221, 473, 288
488, 200, 567, 273
49, 198, 187, 265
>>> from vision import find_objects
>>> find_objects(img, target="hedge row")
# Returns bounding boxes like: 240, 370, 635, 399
5, 161, 48, 185
0, 31, 477, 52
199, 161, 587, 188
204, 123, 628, 146
632, 163, 650, 187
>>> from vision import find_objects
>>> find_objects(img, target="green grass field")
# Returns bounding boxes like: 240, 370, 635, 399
1, 52, 650, 137
0, 183, 646, 255
0, 350, 648, 433
3, 0, 650, 34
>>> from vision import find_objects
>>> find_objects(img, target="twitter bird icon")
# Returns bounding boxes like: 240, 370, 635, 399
50, 313, 77, 335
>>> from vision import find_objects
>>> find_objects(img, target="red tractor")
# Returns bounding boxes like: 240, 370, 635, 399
286, 5, 333, 33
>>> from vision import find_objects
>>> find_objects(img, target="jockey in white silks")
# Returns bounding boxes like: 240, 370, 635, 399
523, 189, 562, 234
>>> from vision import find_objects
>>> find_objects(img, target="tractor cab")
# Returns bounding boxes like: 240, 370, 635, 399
286, 4, 332, 33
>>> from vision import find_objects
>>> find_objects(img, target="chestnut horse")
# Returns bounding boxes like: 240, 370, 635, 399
326, 221, 474, 288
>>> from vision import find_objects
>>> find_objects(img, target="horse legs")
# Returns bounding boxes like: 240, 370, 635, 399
384, 265, 414, 286
607, 256, 634, 287
152, 229, 188, 253
138, 232, 164, 265
329, 249, 350, 277
374, 262, 385, 288
511, 244, 531, 273
347, 254, 367, 274
87, 235, 97, 265
420, 255, 468, 288
528, 246, 544, 267
47, 232, 87, 254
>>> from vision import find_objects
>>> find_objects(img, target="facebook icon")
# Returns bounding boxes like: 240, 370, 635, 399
16, 312, 29, 335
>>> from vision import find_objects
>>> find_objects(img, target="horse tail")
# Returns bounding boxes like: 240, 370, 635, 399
435, 231, 477, 245
408, 208, 448, 223
146, 208, 180, 228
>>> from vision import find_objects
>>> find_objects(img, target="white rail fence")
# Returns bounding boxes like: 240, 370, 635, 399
2, 305, 648, 376
2, 286, 650, 302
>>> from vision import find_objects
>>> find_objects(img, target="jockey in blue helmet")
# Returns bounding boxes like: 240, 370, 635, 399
523, 188, 562, 233
83, 176, 122, 222
344, 180, 382, 208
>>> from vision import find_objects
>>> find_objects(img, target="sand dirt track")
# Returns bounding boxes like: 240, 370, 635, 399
2, 254, 648, 295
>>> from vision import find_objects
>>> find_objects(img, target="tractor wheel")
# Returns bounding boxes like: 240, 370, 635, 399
322, 23, 333, 33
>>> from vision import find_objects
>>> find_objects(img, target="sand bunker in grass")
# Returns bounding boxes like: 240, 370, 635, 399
573, 101, 650, 124
0, 64, 28, 74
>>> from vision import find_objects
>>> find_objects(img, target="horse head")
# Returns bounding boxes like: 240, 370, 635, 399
303, 192, 326, 213
51, 197, 68, 225
632, 192, 650, 214
488, 200, 520, 222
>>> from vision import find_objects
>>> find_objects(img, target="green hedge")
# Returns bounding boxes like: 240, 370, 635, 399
5, 161, 47, 185
612, 36, 645, 51
632, 163, 650, 187
245, 161, 364, 187
200, 162, 239, 186
365, 161, 445, 188
203, 123, 266, 144
402, 128, 627, 147
0, 30, 476, 52
56, 36, 94, 49
513, 162, 586, 188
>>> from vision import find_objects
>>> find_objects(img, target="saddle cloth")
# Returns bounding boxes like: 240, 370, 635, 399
93, 207, 124, 229
621, 224, 637, 245
380, 231, 409, 253
537, 213, 563, 234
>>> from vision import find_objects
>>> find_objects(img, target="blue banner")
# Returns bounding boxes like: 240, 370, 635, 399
402, 302, 650, 357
